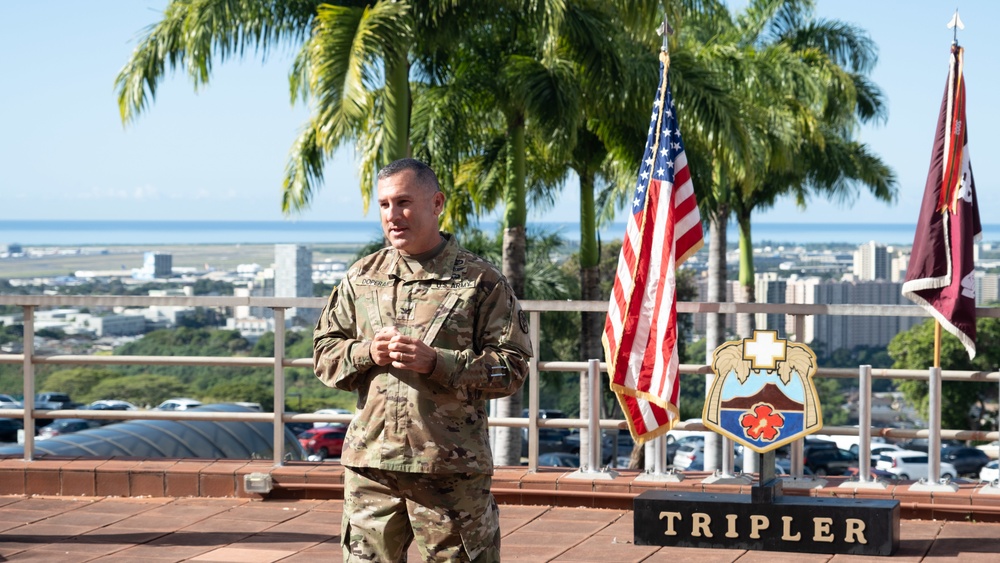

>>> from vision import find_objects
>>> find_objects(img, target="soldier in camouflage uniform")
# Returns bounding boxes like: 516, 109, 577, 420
314, 158, 532, 562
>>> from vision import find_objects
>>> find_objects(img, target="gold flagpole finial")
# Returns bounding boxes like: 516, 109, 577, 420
947, 9, 964, 46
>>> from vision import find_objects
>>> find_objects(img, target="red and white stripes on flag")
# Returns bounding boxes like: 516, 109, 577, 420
901, 45, 981, 359
603, 51, 704, 444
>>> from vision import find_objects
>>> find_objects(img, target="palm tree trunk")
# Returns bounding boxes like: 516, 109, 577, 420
381, 50, 411, 164
578, 170, 603, 458
493, 113, 528, 466
703, 205, 729, 471
578, 171, 602, 361
736, 211, 756, 339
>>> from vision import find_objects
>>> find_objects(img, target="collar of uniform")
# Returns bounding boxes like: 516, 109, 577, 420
381, 232, 456, 281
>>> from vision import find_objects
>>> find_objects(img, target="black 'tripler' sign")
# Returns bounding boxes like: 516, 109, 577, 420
634, 490, 899, 556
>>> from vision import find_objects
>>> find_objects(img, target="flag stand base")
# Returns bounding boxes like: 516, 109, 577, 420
908, 479, 959, 493
565, 468, 618, 481
978, 483, 1000, 495
635, 468, 684, 483
839, 478, 890, 490
702, 471, 752, 485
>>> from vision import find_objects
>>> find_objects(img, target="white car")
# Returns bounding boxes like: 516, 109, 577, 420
154, 398, 203, 411
672, 442, 704, 470
85, 400, 138, 411
980, 460, 999, 483
0, 394, 22, 409
312, 408, 353, 428
977, 441, 1000, 460
875, 450, 958, 481
869, 443, 907, 458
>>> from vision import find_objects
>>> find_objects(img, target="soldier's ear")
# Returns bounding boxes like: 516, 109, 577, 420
433, 191, 445, 216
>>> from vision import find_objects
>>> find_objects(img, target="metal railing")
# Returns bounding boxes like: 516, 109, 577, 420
1, 295, 999, 472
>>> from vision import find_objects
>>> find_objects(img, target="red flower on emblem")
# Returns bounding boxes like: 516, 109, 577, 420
740, 404, 784, 442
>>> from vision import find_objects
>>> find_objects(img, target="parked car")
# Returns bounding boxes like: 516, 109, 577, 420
564, 430, 614, 463
611, 428, 636, 459
154, 398, 203, 411
537, 452, 580, 468
896, 438, 962, 452
803, 447, 857, 476
521, 427, 572, 458
940, 446, 991, 476
312, 408, 353, 428
37, 418, 102, 440
876, 450, 958, 481
667, 435, 704, 462
35, 392, 78, 410
0, 418, 23, 443
84, 400, 138, 411
866, 443, 907, 466
813, 432, 888, 455
980, 460, 1000, 483
297, 426, 346, 459
283, 412, 313, 437
0, 394, 22, 409
977, 441, 1000, 460
672, 442, 704, 470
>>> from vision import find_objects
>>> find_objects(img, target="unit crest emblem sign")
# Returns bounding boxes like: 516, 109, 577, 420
703, 330, 823, 452
633, 330, 900, 556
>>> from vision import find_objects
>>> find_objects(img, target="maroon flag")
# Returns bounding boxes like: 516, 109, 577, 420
902, 45, 981, 359
603, 51, 704, 444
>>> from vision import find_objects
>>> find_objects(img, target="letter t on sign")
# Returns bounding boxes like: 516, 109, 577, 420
660, 512, 682, 536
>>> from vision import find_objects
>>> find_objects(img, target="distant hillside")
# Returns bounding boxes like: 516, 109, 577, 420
721, 383, 803, 411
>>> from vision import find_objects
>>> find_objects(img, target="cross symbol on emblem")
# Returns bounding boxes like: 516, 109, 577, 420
743, 330, 787, 370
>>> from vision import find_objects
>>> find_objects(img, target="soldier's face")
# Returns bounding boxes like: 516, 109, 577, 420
377, 170, 445, 256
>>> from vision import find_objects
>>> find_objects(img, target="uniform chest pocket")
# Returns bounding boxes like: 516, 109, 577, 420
415, 292, 460, 346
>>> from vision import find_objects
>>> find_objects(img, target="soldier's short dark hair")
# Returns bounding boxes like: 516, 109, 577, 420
378, 158, 440, 193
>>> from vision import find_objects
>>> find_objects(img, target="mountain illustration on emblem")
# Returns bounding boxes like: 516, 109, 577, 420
721, 383, 804, 411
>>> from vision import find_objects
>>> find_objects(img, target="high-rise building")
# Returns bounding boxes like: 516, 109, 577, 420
134, 252, 172, 280
754, 272, 787, 337
853, 241, 889, 281
274, 244, 314, 323
785, 278, 922, 350
976, 271, 1000, 305
890, 251, 909, 283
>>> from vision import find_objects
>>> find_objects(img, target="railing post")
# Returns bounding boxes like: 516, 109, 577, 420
586, 359, 601, 472
272, 307, 286, 466
527, 311, 540, 472
566, 359, 616, 480
22, 305, 35, 462
927, 366, 942, 482
790, 440, 804, 477
653, 435, 667, 474
858, 365, 873, 483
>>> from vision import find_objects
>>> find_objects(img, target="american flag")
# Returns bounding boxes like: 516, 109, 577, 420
603, 52, 704, 444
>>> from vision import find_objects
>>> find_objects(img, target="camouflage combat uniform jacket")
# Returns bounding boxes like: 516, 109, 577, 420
313, 233, 532, 475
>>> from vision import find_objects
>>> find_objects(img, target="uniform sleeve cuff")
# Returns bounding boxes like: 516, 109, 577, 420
352, 340, 374, 370
429, 349, 457, 386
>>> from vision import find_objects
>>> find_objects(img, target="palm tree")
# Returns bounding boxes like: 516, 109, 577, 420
115, 0, 471, 217
618, 0, 892, 471
724, 2, 897, 337
415, 3, 588, 465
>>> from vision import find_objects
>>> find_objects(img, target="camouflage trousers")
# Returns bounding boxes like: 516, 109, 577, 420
341, 466, 501, 562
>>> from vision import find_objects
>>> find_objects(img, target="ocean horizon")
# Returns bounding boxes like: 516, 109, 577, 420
3, 219, 1000, 247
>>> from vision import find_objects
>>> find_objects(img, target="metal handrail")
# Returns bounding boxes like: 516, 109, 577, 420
1, 295, 999, 468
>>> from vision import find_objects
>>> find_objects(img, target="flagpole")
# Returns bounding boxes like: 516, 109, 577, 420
934, 321, 942, 368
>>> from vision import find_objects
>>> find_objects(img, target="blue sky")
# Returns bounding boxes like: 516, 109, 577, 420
1, 1, 997, 226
